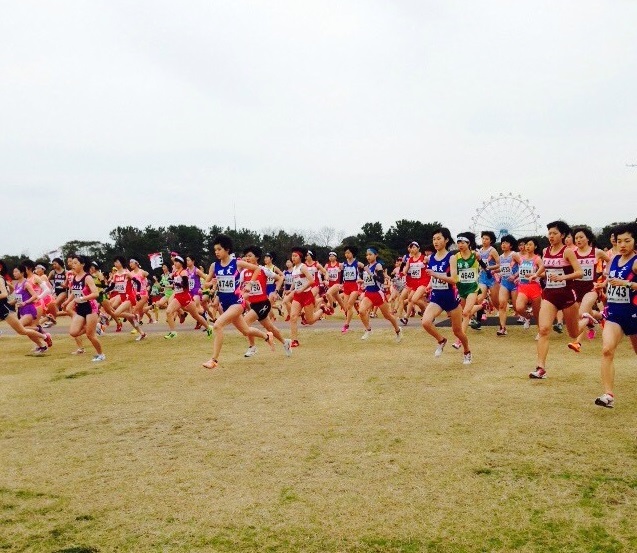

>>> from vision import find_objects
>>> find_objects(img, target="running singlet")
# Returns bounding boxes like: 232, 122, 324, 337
456, 252, 479, 296
405, 254, 428, 288
112, 272, 129, 296
305, 261, 320, 287
325, 262, 341, 285
342, 260, 358, 282
241, 267, 274, 303
187, 267, 202, 296
429, 251, 460, 311
283, 270, 293, 291
542, 246, 574, 290
214, 258, 241, 308
518, 256, 539, 284
575, 248, 596, 283
606, 254, 637, 308
362, 262, 383, 292
52, 271, 67, 294
292, 264, 310, 292
499, 253, 517, 280
478, 247, 496, 274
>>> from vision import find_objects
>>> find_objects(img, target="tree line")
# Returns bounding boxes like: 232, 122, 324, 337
1, 219, 629, 274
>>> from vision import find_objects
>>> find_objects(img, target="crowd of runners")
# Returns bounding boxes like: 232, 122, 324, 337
1, 221, 636, 409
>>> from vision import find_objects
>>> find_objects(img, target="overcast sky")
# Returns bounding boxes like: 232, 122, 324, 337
2, 1, 636, 257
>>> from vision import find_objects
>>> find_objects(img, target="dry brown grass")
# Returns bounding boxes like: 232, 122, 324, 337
1, 319, 636, 552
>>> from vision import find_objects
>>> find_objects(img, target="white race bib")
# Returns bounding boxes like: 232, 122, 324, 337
217, 276, 235, 293
431, 277, 449, 290
606, 284, 630, 304
545, 269, 566, 289
458, 268, 477, 284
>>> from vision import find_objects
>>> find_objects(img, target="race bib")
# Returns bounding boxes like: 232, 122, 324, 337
327, 268, 339, 280
113, 281, 126, 293
249, 281, 263, 295
500, 264, 511, 277
343, 267, 357, 280
188, 277, 196, 290
217, 276, 235, 293
545, 269, 566, 289
363, 272, 374, 287
431, 277, 449, 290
409, 266, 421, 279
606, 284, 630, 304
458, 268, 477, 284
579, 262, 594, 282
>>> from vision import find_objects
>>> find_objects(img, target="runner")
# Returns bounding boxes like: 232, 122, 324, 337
357, 248, 402, 342
340, 245, 365, 333
529, 221, 583, 379
453, 232, 481, 349
594, 223, 637, 408
515, 237, 543, 334
239, 245, 291, 357
421, 228, 472, 364
288, 246, 330, 347
567, 227, 609, 353
202, 235, 275, 369
495, 234, 521, 337
473, 231, 500, 329
164, 256, 212, 339
68, 255, 105, 362
324, 251, 347, 314
401, 241, 430, 326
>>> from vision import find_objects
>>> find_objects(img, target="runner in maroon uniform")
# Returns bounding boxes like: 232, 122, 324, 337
528, 221, 583, 379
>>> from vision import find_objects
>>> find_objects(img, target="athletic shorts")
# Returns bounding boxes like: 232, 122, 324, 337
430, 290, 460, 313
18, 303, 37, 319
0, 300, 14, 321
54, 288, 66, 298
363, 290, 386, 307
174, 291, 193, 308
542, 287, 577, 311
75, 300, 98, 318
500, 278, 517, 293
293, 290, 315, 308
518, 282, 542, 301
250, 300, 272, 321
342, 281, 359, 295
572, 281, 595, 303
606, 307, 637, 336
218, 294, 242, 312
457, 282, 479, 300
266, 283, 276, 296
479, 271, 497, 288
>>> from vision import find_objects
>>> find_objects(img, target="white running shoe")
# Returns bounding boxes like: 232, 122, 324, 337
434, 338, 447, 357
594, 393, 614, 408
451, 339, 462, 350
244, 345, 257, 358
523, 318, 531, 330
463, 352, 472, 365
361, 329, 372, 340
534, 333, 540, 341
395, 327, 402, 343
71, 348, 85, 355
92, 353, 106, 363
283, 339, 292, 357
135, 332, 147, 342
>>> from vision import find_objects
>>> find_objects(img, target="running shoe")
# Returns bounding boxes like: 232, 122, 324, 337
534, 333, 540, 341
434, 338, 447, 357
469, 319, 482, 330
594, 393, 614, 408
581, 312, 598, 327
206, 326, 213, 338
130, 328, 138, 335
399, 317, 408, 326
395, 327, 402, 343
31, 346, 48, 356
516, 316, 526, 324
451, 339, 462, 350
567, 341, 581, 353
71, 348, 85, 355
291, 340, 300, 348
285, 315, 290, 322
341, 324, 349, 334
529, 367, 547, 379
179, 313, 187, 324
523, 318, 531, 330
496, 327, 507, 336
361, 329, 372, 340
194, 322, 202, 330
115, 321, 122, 332
202, 358, 218, 370
462, 352, 472, 365
283, 339, 292, 357
587, 328, 596, 340
92, 353, 106, 363
96, 325, 103, 336
44, 333, 53, 347
553, 322, 563, 334
135, 332, 147, 342
244, 345, 257, 358
164, 332, 177, 340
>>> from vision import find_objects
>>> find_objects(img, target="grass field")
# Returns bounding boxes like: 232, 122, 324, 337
1, 317, 636, 552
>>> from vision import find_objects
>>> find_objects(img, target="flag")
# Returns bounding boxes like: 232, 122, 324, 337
148, 252, 164, 270
46, 249, 63, 262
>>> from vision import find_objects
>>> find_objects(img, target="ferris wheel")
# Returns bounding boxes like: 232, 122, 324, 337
471, 193, 540, 240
